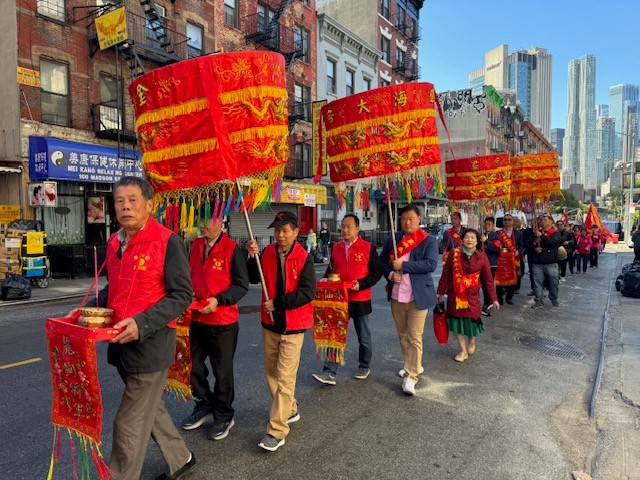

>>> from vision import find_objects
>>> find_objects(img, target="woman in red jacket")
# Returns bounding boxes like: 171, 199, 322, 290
575, 228, 592, 274
437, 229, 500, 362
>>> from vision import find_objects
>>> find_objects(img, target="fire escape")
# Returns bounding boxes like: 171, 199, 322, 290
391, 11, 420, 82
244, 0, 302, 72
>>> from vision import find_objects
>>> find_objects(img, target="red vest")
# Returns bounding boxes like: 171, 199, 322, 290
189, 234, 238, 326
261, 242, 313, 330
106, 218, 172, 324
331, 238, 372, 301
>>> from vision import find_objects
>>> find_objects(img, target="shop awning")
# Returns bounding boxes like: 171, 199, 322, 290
0, 165, 21, 173
280, 181, 327, 205
28, 136, 142, 183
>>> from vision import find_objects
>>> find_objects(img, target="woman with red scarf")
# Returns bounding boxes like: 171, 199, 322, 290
576, 228, 592, 274
437, 229, 500, 362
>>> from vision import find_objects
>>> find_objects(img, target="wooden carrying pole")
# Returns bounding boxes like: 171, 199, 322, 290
236, 180, 273, 322
385, 177, 398, 260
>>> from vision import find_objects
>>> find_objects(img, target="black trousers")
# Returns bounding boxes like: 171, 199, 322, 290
635, 249, 640, 263
558, 259, 568, 277
568, 251, 576, 273
190, 321, 239, 423
589, 247, 599, 267
483, 265, 497, 306
497, 285, 516, 302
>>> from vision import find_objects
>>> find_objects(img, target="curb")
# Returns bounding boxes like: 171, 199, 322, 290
0, 293, 85, 308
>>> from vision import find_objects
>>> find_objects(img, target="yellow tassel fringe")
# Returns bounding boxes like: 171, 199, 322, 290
142, 138, 219, 165
218, 86, 288, 105
135, 98, 209, 130
325, 109, 436, 138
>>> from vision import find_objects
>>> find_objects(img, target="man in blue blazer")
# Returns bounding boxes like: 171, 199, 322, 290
380, 205, 438, 396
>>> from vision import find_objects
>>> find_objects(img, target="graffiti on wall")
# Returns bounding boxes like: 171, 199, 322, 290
438, 89, 487, 118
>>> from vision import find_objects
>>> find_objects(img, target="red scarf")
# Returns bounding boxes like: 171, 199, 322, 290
452, 248, 480, 310
389, 228, 427, 264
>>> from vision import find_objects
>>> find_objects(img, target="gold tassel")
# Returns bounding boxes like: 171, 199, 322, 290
188, 203, 195, 232
135, 98, 209, 130
218, 86, 288, 105
326, 137, 440, 164
180, 201, 187, 231
228, 126, 289, 144
142, 138, 219, 165
326, 109, 435, 137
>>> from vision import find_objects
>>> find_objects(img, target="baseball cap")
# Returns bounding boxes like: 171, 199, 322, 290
268, 211, 298, 228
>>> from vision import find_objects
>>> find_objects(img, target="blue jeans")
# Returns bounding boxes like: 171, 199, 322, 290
323, 314, 372, 376
532, 263, 559, 304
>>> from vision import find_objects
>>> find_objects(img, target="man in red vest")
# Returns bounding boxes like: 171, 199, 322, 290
312, 214, 382, 385
247, 211, 316, 452
76, 177, 196, 480
442, 211, 463, 266
181, 215, 248, 441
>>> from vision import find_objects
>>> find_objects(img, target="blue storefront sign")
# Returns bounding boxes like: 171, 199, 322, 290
29, 136, 143, 183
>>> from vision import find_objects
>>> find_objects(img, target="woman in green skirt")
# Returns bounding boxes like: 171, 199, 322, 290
437, 229, 500, 361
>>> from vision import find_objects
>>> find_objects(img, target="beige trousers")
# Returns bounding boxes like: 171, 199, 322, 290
262, 328, 305, 439
390, 300, 428, 382
110, 367, 190, 480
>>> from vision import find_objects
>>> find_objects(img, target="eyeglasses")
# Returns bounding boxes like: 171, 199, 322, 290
503, 218, 513, 221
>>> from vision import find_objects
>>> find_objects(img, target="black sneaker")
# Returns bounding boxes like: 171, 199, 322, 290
527, 291, 535, 296
551, 300, 559, 307
287, 411, 300, 424
505, 299, 514, 305
207, 419, 235, 441
531, 302, 544, 309
155, 451, 196, 480
181, 407, 213, 431
258, 434, 285, 452
481, 305, 491, 317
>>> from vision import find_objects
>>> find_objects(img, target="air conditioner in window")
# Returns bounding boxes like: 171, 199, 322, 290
363, 211, 374, 219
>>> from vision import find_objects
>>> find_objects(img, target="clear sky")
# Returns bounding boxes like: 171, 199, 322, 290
419, 0, 640, 131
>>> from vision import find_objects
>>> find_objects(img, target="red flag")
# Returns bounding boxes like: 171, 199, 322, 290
563, 209, 569, 225
583, 204, 611, 236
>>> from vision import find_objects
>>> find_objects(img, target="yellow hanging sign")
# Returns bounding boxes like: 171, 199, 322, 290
95, 7, 128, 50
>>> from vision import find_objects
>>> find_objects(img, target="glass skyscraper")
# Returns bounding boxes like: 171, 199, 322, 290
609, 84, 639, 160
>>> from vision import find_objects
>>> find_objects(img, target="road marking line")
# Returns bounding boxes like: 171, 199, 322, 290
0, 357, 42, 370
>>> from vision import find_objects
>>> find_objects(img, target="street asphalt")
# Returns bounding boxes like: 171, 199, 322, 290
1, 248, 638, 479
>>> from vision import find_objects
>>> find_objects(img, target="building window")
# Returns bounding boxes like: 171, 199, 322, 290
363, 77, 372, 91
294, 25, 310, 63
98, 74, 123, 131
381, 79, 390, 87
381, 37, 390, 64
346, 69, 355, 96
397, 6, 406, 28
40, 58, 69, 127
396, 48, 405, 69
294, 83, 311, 121
186, 22, 203, 58
380, 0, 389, 19
257, 3, 279, 47
37, 0, 66, 22
295, 143, 312, 178
224, 0, 238, 28
297, 0, 310, 6
326, 59, 336, 94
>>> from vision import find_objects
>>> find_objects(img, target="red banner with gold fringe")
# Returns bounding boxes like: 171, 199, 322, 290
319, 83, 442, 185
313, 281, 350, 365
46, 317, 110, 479
129, 51, 289, 202
445, 154, 511, 201
509, 152, 561, 204
165, 308, 193, 402
494, 251, 518, 287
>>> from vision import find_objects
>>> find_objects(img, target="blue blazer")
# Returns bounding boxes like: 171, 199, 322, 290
380, 232, 439, 310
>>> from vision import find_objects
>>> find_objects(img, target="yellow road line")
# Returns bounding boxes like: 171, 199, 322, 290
0, 357, 42, 370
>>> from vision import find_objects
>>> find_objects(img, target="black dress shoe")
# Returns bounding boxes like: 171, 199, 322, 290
156, 452, 196, 480
505, 299, 514, 305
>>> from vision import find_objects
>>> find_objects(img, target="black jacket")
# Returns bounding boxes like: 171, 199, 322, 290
559, 229, 576, 254
89, 234, 193, 373
481, 231, 501, 267
247, 245, 317, 335
527, 229, 562, 264
324, 242, 383, 317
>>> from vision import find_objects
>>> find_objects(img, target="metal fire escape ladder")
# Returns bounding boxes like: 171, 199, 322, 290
267, 0, 294, 69
118, 43, 146, 78
138, 0, 177, 56
405, 41, 418, 81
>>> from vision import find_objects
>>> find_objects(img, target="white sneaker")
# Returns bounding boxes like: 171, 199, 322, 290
560, 277, 566, 283
398, 366, 424, 377
402, 376, 417, 396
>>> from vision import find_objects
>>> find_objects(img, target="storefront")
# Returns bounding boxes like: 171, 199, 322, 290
227, 181, 327, 248
28, 136, 142, 277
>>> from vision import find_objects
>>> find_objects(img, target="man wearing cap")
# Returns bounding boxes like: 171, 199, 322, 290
246, 211, 316, 452
527, 213, 562, 309
181, 214, 249, 441
312, 213, 383, 385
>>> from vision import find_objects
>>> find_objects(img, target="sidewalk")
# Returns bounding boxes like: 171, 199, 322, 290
592, 249, 640, 478
0, 276, 98, 308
